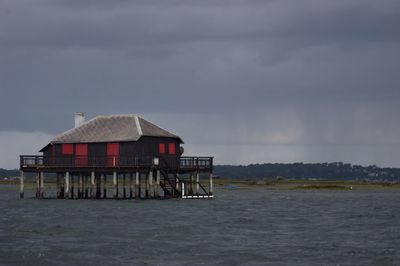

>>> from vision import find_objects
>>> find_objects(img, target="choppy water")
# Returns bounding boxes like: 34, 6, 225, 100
0, 185, 399, 266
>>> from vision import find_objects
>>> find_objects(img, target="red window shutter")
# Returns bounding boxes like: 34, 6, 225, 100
75, 144, 88, 166
75, 144, 88, 156
107, 143, 119, 156
168, 143, 175, 155
159, 143, 165, 154
62, 144, 73, 155
107, 143, 120, 166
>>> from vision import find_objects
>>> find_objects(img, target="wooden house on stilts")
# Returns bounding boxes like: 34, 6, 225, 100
19, 113, 213, 200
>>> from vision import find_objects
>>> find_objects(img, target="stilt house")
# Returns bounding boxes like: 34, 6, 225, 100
19, 113, 213, 199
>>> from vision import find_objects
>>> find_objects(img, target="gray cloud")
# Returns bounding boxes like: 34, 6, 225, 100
1, 0, 400, 167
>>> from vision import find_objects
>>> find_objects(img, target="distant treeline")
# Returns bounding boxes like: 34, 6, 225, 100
2, 163, 400, 181
0, 168, 19, 178
214, 163, 400, 181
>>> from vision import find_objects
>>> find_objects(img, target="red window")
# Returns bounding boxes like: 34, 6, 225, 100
107, 143, 119, 166
168, 143, 175, 155
75, 144, 88, 166
62, 144, 73, 155
159, 143, 165, 154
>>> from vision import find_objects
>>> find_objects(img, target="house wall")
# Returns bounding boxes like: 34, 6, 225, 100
42, 137, 182, 166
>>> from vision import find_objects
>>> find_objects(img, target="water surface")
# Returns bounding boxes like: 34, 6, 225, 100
0, 185, 399, 265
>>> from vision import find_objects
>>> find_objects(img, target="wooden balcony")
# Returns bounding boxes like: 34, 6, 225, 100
19, 155, 213, 173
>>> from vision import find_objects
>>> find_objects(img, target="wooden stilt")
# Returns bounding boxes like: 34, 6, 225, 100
78, 174, 82, 198
123, 173, 126, 199
83, 175, 89, 199
113, 172, 117, 199
70, 175, 74, 199
175, 174, 180, 196
156, 170, 160, 198
189, 174, 193, 195
35, 173, 39, 198
209, 172, 213, 195
148, 170, 153, 198
91, 171, 95, 199
60, 173, 65, 199
103, 174, 107, 198
56, 173, 60, 198
36, 172, 40, 198
19, 171, 24, 199
64, 172, 70, 199
129, 173, 133, 199
145, 172, 149, 199
40, 172, 44, 198
96, 174, 101, 198
116, 173, 119, 198
135, 171, 139, 199
100, 174, 104, 199
196, 171, 200, 195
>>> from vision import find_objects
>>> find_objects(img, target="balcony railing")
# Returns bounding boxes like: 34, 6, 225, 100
20, 155, 213, 171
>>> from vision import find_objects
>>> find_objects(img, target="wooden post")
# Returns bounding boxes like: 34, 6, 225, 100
175, 174, 179, 195
103, 174, 107, 199
56, 173, 59, 198
145, 171, 150, 199
36, 172, 40, 198
209, 172, 213, 195
188, 174, 192, 195
40, 172, 44, 198
98, 174, 101, 198
123, 173, 126, 199
78, 174, 82, 198
155, 169, 160, 198
19, 171, 24, 199
113, 172, 117, 199
60, 173, 65, 199
196, 171, 200, 195
149, 170, 153, 198
91, 171, 95, 199
78, 174, 81, 199
100, 174, 105, 199
135, 171, 140, 199
70, 174, 74, 199
129, 173, 133, 199
84, 175, 88, 198
64, 172, 69, 199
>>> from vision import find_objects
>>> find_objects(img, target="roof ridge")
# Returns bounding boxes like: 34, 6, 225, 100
97, 114, 136, 118
134, 115, 143, 136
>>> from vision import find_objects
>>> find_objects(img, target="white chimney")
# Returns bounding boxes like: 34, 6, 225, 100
74, 112, 85, 128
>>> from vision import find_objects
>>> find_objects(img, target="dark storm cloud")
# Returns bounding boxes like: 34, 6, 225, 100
1, 0, 400, 167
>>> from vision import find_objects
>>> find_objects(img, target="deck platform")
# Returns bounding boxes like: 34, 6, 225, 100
19, 155, 213, 200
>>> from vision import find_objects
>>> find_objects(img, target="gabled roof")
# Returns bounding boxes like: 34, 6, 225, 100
40, 114, 182, 151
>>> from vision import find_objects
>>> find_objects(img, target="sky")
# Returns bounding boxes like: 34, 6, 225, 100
1, 0, 400, 168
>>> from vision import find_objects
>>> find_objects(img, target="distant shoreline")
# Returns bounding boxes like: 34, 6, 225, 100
3, 178, 399, 191
215, 178, 400, 190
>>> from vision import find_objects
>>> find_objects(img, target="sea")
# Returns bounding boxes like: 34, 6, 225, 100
0, 185, 399, 265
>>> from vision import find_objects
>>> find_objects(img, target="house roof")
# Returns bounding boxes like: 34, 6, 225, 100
40, 114, 182, 151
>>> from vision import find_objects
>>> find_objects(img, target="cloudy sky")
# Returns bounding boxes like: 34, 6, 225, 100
1, 0, 400, 168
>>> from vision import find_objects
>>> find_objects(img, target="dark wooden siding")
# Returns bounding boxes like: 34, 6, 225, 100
42, 145, 52, 164
135, 137, 181, 157
41, 137, 181, 166
88, 143, 106, 166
